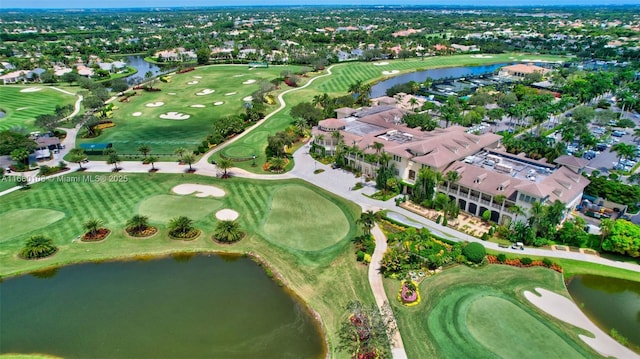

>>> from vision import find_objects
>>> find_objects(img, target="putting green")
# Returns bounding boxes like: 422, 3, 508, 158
221, 144, 258, 158
467, 296, 585, 359
262, 185, 349, 251
0, 209, 66, 242
138, 194, 222, 223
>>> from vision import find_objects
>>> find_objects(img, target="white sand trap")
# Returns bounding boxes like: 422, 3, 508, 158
172, 184, 225, 198
20, 87, 42, 93
382, 70, 399, 75
233, 74, 245, 78
373, 62, 389, 66
225, 92, 237, 96
216, 209, 239, 221
391, 70, 399, 74
196, 89, 215, 96
242, 96, 253, 102
214, 101, 224, 106
187, 81, 199, 85
168, 92, 176, 95
160, 112, 190, 120
132, 112, 142, 117
524, 288, 639, 359
190, 104, 206, 108
470, 54, 494, 59
16, 107, 29, 111
242, 79, 257, 85
146, 102, 165, 108
192, 76, 202, 79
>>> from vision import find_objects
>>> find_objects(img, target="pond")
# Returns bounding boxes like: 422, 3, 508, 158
0, 110, 5, 118
370, 62, 512, 98
567, 274, 640, 350
122, 55, 174, 85
0, 254, 325, 359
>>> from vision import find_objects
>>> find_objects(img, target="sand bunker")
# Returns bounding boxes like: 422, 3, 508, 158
382, 70, 400, 75
16, 107, 29, 111
242, 96, 253, 102
225, 92, 237, 96
172, 184, 225, 198
373, 62, 389, 66
168, 92, 176, 95
214, 101, 224, 106
196, 89, 215, 96
193, 76, 202, 79
190, 104, 206, 108
524, 288, 639, 359
242, 79, 257, 85
233, 74, 245, 78
160, 112, 190, 120
215, 209, 239, 221
132, 112, 142, 117
146, 102, 165, 108
187, 81, 199, 85
470, 54, 494, 59
20, 87, 42, 93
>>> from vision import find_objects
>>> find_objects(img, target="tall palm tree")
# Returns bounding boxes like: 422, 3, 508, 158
126, 215, 150, 232
611, 143, 635, 167
174, 147, 187, 161
357, 210, 377, 236
146, 155, 158, 171
217, 158, 233, 177
69, 148, 87, 170
107, 153, 120, 171
371, 142, 384, 154
214, 220, 244, 243
508, 205, 525, 223
83, 218, 103, 237
445, 170, 461, 192
182, 153, 196, 171
137, 144, 151, 159
409, 97, 419, 111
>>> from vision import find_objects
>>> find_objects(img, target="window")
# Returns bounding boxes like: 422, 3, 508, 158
393, 155, 401, 162
408, 170, 416, 180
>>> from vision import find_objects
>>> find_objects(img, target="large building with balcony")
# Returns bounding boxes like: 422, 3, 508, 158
312, 104, 590, 224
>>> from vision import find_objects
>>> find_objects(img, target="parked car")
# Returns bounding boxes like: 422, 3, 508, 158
511, 242, 525, 250
612, 130, 626, 137
583, 150, 597, 160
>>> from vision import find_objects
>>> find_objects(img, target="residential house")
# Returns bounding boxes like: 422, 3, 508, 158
499, 63, 550, 79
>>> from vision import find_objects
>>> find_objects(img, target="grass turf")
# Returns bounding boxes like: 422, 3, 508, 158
0, 86, 77, 132
215, 53, 568, 172
385, 265, 601, 359
77, 65, 300, 157
0, 173, 372, 359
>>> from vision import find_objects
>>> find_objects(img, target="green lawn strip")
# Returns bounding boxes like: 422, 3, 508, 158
485, 248, 640, 282
0, 173, 371, 359
0, 180, 17, 192
77, 65, 300, 157
0, 86, 77, 132
384, 265, 601, 359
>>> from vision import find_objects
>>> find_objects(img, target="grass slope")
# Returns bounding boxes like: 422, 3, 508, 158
0, 86, 77, 132
385, 265, 601, 359
78, 65, 300, 156
0, 173, 371, 359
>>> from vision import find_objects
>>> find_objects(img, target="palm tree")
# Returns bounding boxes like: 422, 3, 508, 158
445, 170, 461, 192
182, 153, 196, 171
508, 205, 525, 223
372, 142, 384, 154
83, 218, 103, 237
217, 158, 233, 177
611, 143, 635, 167
409, 97, 419, 111
20, 235, 58, 259
146, 155, 158, 171
107, 153, 120, 171
168, 216, 195, 237
213, 220, 244, 243
69, 148, 87, 170
315, 134, 325, 146
268, 157, 286, 172
357, 210, 377, 236
126, 215, 150, 233
137, 144, 151, 159
174, 147, 187, 162
599, 218, 614, 250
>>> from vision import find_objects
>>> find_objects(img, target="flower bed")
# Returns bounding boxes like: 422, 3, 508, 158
81, 228, 111, 242
125, 226, 158, 238
397, 280, 422, 307
486, 255, 563, 273
169, 229, 200, 241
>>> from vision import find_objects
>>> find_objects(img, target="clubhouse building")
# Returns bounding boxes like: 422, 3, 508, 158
312, 103, 589, 224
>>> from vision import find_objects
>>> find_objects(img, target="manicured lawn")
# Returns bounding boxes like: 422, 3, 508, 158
0, 181, 16, 193
77, 64, 300, 157
216, 53, 568, 173
384, 265, 601, 359
0, 173, 371, 359
0, 86, 77, 132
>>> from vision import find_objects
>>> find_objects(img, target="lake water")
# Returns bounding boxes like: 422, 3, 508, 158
567, 274, 640, 350
123, 55, 173, 85
370, 62, 511, 97
0, 254, 325, 359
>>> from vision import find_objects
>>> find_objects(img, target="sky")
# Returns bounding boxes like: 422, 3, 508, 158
2, 0, 640, 9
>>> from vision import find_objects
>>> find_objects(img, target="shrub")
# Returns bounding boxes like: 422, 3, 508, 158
521, 257, 533, 265
435, 215, 441, 224
462, 242, 486, 264
488, 227, 495, 235
20, 235, 57, 259
542, 258, 553, 267
356, 251, 365, 262
481, 233, 489, 241
497, 253, 507, 263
